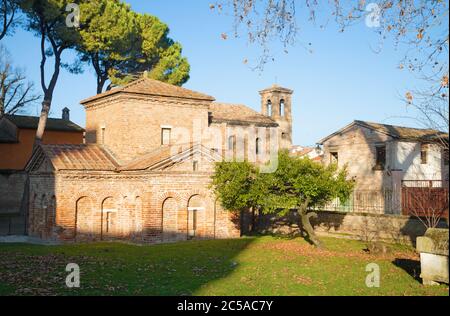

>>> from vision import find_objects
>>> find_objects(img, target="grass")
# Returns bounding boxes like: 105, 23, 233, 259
0, 236, 448, 296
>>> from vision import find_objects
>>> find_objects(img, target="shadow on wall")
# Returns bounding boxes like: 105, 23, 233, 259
28, 170, 241, 244
249, 208, 448, 246
0, 171, 29, 236
24, 141, 242, 243
244, 210, 346, 239
310, 210, 449, 246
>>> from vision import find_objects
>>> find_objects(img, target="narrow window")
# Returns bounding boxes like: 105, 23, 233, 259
101, 127, 106, 145
280, 99, 285, 117
193, 160, 199, 172
375, 146, 386, 169
228, 136, 235, 151
266, 100, 272, 116
161, 128, 171, 145
443, 148, 449, 166
420, 144, 428, 164
106, 212, 112, 233
330, 152, 339, 164
256, 138, 261, 155
192, 210, 197, 231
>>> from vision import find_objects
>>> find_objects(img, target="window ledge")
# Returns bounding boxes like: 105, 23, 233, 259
372, 165, 385, 171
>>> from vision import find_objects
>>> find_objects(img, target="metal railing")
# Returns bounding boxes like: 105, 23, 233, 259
312, 190, 395, 214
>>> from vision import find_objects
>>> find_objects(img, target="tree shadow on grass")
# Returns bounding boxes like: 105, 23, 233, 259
393, 258, 422, 282
0, 237, 256, 296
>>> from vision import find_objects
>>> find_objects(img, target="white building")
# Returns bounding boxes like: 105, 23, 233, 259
318, 120, 449, 214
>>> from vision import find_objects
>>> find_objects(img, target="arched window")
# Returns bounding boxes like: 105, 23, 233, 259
188, 195, 205, 239
162, 197, 179, 242
256, 138, 261, 155
266, 100, 272, 116
280, 99, 285, 117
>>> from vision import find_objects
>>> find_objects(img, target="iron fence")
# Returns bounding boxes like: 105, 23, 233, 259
312, 190, 395, 214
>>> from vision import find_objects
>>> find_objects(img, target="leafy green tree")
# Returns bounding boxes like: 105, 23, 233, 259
19, 0, 84, 144
77, 0, 135, 94
212, 150, 354, 247
78, 0, 190, 94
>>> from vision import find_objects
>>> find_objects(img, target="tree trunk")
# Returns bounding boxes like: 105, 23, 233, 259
97, 75, 107, 94
34, 98, 51, 146
298, 199, 323, 248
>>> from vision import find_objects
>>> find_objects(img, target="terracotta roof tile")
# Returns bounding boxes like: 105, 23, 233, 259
119, 145, 180, 171
210, 102, 278, 127
81, 78, 215, 104
40, 144, 118, 171
119, 143, 221, 171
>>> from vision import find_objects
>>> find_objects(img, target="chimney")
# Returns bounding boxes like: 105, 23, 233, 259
62, 107, 70, 121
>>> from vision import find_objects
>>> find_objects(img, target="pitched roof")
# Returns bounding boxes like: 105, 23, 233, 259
210, 102, 278, 127
0, 116, 18, 143
119, 143, 222, 171
259, 84, 294, 95
319, 120, 449, 144
81, 78, 215, 104
292, 147, 314, 156
28, 144, 118, 171
3, 114, 84, 132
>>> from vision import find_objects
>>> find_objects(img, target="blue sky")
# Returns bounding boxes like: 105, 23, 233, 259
2, 0, 429, 146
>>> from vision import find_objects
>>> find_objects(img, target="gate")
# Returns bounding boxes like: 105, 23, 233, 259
402, 180, 449, 219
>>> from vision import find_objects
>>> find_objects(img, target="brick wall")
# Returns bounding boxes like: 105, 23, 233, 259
85, 95, 211, 164
28, 171, 240, 243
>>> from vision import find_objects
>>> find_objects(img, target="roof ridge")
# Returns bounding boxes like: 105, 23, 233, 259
355, 120, 440, 132
4, 114, 85, 132
81, 78, 215, 104
118, 77, 147, 91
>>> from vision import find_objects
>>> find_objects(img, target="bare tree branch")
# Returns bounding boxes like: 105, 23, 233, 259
0, 45, 40, 116
215, 0, 449, 141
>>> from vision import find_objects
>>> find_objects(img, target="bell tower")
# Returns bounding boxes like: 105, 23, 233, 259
259, 84, 294, 150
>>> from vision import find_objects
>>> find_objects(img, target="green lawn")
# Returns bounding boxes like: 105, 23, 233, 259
0, 236, 448, 296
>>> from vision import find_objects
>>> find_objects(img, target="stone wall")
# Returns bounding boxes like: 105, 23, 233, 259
253, 210, 449, 245
0, 171, 28, 235
322, 124, 391, 191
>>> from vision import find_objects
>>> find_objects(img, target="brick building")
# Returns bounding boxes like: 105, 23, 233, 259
26, 78, 294, 243
0, 110, 84, 236
0, 110, 84, 170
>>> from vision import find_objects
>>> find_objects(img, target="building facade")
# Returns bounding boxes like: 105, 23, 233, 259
26, 78, 293, 242
0, 110, 84, 170
0, 110, 84, 236
319, 120, 449, 214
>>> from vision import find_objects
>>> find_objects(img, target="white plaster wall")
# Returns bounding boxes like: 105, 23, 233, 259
392, 141, 446, 181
